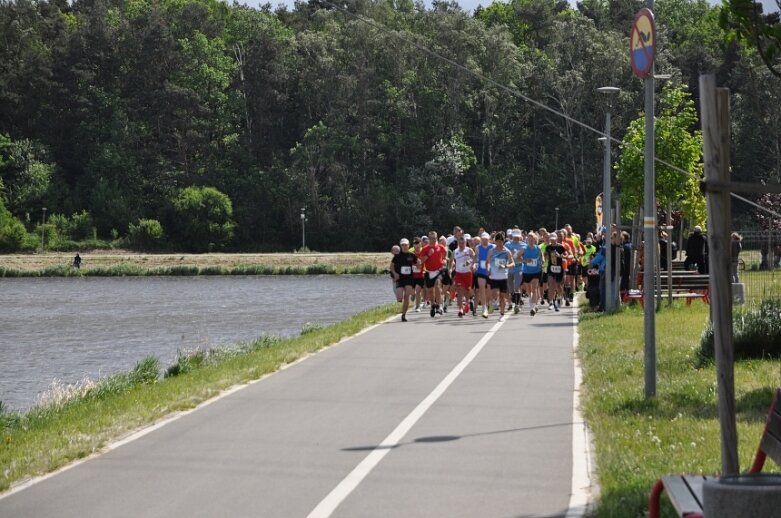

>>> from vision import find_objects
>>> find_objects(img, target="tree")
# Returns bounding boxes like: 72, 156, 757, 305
615, 84, 706, 226
170, 186, 235, 252
720, 0, 781, 78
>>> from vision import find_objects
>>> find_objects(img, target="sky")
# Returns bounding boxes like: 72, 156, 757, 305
244, 0, 779, 14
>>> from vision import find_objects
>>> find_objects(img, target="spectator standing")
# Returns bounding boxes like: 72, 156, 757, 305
684, 226, 707, 273
730, 232, 743, 283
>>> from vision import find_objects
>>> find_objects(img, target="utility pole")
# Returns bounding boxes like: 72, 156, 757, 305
598, 86, 620, 312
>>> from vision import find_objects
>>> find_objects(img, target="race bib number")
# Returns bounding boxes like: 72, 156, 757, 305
550, 265, 562, 274
479, 260, 487, 269
497, 259, 506, 269
400, 266, 412, 275
412, 265, 420, 273
525, 258, 538, 267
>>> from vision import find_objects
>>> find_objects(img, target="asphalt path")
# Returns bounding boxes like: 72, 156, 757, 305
0, 302, 581, 518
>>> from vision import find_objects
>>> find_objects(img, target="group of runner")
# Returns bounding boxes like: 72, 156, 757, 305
389, 225, 598, 322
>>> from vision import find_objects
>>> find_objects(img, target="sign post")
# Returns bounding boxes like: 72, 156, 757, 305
631, 5, 657, 398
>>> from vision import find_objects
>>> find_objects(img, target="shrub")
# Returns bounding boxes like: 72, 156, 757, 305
128, 356, 160, 385
127, 219, 164, 251
699, 298, 781, 363
301, 322, 323, 335
0, 218, 26, 252
165, 350, 206, 378
170, 187, 235, 252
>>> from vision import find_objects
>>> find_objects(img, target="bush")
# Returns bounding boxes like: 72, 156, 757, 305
0, 218, 26, 252
127, 219, 165, 251
165, 350, 206, 378
170, 186, 235, 252
699, 299, 781, 363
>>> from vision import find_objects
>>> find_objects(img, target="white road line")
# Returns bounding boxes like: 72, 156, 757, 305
306, 318, 507, 518
565, 302, 594, 518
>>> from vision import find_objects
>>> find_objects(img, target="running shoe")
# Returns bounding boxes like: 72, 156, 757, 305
442, 304, 447, 313
499, 314, 506, 322
565, 299, 571, 307
554, 302, 560, 312
415, 305, 421, 313
514, 304, 520, 315
530, 308, 536, 317
430, 305, 436, 317
549, 303, 554, 310
482, 308, 488, 319
458, 310, 464, 318
401, 315, 407, 322
469, 300, 475, 314
436, 305, 443, 315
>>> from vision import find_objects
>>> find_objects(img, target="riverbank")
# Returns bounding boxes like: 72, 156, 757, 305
0, 251, 389, 277
577, 302, 780, 517
0, 303, 398, 493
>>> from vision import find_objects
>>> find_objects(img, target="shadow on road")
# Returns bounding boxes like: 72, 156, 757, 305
341, 421, 579, 452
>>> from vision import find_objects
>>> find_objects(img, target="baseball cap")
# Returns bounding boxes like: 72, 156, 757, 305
464, 233, 471, 240
421, 235, 430, 242
400, 238, 410, 245
512, 230, 522, 238
480, 232, 490, 239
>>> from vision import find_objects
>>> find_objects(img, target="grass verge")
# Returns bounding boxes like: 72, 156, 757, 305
0, 303, 398, 493
578, 301, 781, 517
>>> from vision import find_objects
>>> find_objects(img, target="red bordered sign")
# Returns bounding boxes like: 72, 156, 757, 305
630, 8, 655, 78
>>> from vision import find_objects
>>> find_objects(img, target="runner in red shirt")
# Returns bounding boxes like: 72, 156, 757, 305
421, 230, 447, 317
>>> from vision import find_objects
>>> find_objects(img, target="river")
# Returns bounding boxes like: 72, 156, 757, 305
0, 275, 391, 411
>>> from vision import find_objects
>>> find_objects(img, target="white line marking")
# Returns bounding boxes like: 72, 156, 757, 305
565, 301, 594, 518
306, 318, 507, 518
0, 314, 398, 501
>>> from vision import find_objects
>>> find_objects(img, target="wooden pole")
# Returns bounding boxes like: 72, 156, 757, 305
667, 203, 673, 305
700, 74, 739, 475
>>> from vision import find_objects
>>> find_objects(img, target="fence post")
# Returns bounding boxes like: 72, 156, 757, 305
700, 74, 739, 475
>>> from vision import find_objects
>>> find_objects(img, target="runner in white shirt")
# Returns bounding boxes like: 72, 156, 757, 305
451, 235, 476, 318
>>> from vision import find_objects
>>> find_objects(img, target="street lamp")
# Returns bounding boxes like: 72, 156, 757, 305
597, 86, 620, 312
555, 207, 559, 230
41, 207, 47, 253
300, 207, 306, 251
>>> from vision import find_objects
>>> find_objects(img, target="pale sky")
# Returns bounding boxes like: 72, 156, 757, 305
248, 0, 779, 14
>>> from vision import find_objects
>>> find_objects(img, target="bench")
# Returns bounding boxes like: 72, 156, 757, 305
625, 274, 710, 306
649, 388, 781, 518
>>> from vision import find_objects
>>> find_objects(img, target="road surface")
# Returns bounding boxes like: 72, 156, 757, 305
0, 304, 587, 518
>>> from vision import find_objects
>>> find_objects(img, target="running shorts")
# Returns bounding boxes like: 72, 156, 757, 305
440, 269, 452, 286
424, 270, 442, 288
566, 262, 578, 276
454, 271, 473, 289
488, 278, 509, 293
413, 277, 424, 288
521, 272, 542, 284
396, 276, 414, 288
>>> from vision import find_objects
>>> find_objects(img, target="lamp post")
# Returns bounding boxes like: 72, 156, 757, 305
41, 207, 47, 253
555, 207, 559, 230
598, 86, 620, 312
300, 207, 306, 251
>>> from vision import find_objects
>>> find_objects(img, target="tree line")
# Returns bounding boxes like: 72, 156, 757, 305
1, 0, 779, 252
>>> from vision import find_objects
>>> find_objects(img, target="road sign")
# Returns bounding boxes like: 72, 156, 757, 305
630, 8, 655, 79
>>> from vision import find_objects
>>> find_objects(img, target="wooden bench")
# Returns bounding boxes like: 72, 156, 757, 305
625, 274, 710, 306
649, 388, 781, 518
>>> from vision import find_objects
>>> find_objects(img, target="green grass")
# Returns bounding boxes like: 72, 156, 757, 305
579, 302, 781, 517
0, 263, 382, 277
0, 304, 398, 493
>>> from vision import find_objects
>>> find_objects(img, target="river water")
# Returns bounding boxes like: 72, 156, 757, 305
0, 275, 391, 411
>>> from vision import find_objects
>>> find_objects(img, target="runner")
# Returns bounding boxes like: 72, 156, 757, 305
439, 235, 453, 312
390, 244, 401, 300
545, 233, 567, 312
411, 237, 425, 312
505, 229, 526, 314
561, 227, 579, 306
391, 239, 417, 321
521, 232, 543, 316
452, 234, 476, 318
485, 232, 514, 320
421, 231, 447, 317
474, 232, 494, 317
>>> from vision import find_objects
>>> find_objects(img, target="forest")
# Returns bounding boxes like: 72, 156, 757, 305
0, 0, 780, 252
